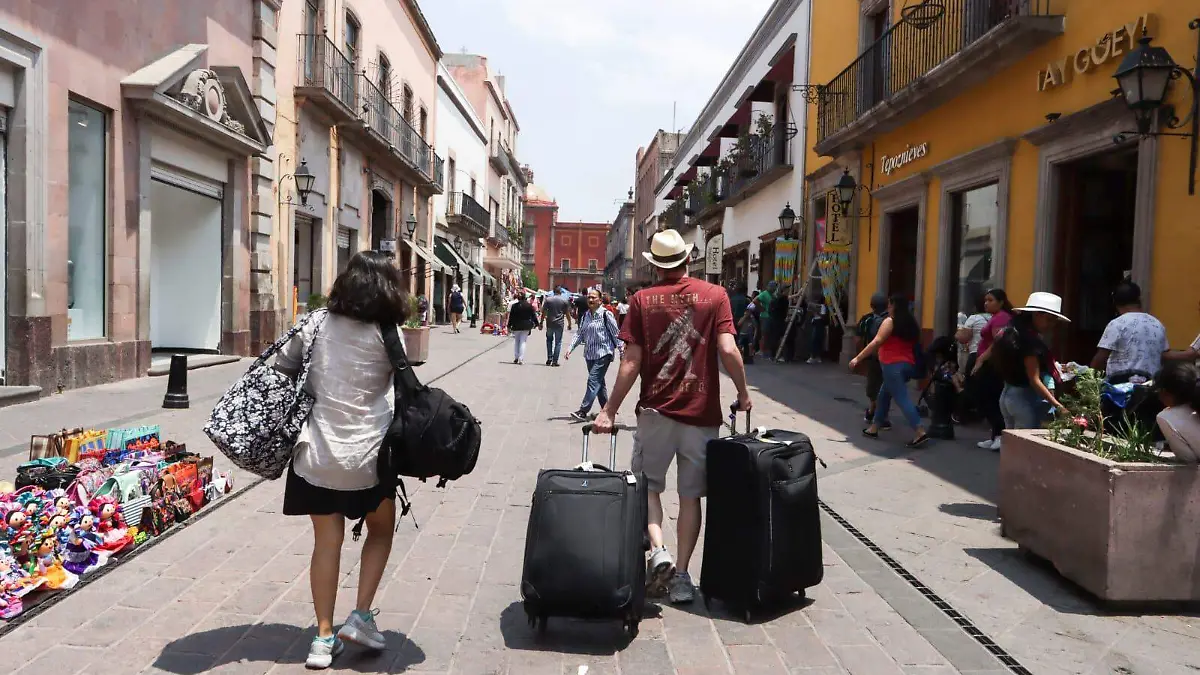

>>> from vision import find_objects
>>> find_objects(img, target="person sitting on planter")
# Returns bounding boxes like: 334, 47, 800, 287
1154, 361, 1200, 464
991, 293, 1070, 434
1090, 281, 1168, 385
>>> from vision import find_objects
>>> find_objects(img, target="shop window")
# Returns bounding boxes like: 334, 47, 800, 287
561, 259, 570, 273
948, 182, 999, 326
67, 99, 107, 340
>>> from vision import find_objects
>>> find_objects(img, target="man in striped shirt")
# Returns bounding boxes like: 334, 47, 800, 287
565, 288, 623, 421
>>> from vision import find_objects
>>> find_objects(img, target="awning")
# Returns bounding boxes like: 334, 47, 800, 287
404, 239, 447, 274
434, 236, 486, 280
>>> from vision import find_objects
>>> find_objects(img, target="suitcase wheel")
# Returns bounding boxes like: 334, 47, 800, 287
623, 618, 639, 640
742, 608, 753, 624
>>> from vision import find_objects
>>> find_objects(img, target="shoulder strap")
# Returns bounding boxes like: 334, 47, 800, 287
254, 309, 325, 366
380, 323, 425, 395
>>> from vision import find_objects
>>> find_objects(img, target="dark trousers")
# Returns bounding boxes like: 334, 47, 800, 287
975, 364, 1006, 439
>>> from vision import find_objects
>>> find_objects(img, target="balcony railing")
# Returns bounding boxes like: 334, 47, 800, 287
727, 131, 788, 196
489, 141, 511, 176
492, 218, 510, 246
448, 192, 489, 236
358, 72, 445, 187
297, 33, 357, 114
818, 0, 1055, 143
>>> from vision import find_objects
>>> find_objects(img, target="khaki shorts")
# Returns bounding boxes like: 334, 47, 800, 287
631, 409, 719, 498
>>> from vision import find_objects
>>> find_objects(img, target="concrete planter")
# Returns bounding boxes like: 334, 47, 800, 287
402, 326, 430, 365
999, 429, 1200, 604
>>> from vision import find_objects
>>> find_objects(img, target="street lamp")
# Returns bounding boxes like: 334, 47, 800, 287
690, 244, 700, 262
405, 212, 418, 239
1112, 24, 1199, 195
778, 202, 797, 236
453, 235, 463, 253
293, 160, 316, 205
836, 170, 859, 214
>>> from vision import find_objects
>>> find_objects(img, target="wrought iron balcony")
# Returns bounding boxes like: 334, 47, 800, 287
296, 33, 358, 121
489, 140, 511, 176
815, 0, 1062, 155
358, 73, 446, 190
447, 192, 489, 238
492, 218, 511, 246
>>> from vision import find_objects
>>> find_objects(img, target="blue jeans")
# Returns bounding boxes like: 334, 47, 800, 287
874, 361, 922, 430
1000, 385, 1048, 430
545, 323, 564, 362
579, 354, 614, 413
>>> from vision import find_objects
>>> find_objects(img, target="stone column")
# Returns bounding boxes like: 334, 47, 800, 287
250, 0, 281, 353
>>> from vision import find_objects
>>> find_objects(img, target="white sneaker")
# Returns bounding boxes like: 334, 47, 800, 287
989, 437, 1002, 451
337, 608, 386, 650
646, 546, 675, 598
305, 635, 344, 669
977, 437, 997, 449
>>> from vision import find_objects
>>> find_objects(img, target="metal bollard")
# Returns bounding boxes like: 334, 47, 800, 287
162, 354, 190, 409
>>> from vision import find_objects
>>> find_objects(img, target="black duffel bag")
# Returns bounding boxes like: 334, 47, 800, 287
16, 460, 82, 490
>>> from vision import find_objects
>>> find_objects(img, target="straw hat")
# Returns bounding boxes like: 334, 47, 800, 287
1016, 292, 1070, 322
642, 229, 690, 269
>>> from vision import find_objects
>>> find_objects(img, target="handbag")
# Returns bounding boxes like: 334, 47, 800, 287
28, 428, 84, 461
15, 459, 81, 491
121, 495, 152, 529
203, 310, 327, 480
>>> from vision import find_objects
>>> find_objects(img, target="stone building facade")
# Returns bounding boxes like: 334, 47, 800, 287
0, 0, 278, 392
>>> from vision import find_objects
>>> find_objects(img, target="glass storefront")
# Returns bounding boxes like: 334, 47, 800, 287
949, 182, 998, 324
67, 100, 107, 340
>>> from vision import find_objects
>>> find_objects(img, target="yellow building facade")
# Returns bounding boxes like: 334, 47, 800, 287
803, 0, 1199, 364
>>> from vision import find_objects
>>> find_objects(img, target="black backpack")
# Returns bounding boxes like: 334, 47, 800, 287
379, 323, 482, 489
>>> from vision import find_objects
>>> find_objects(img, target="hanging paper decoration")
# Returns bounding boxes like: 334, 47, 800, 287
773, 239, 799, 288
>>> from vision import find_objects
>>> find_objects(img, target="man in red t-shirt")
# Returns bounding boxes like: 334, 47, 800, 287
593, 229, 752, 604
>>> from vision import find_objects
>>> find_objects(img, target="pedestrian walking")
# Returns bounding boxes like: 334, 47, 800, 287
539, 287, 572, 366
273, 251, 406, 669
993, 292, 1069, 431
850, 293, 930, 448
970, 289, 1016, 449
448, 285, 465, 333
591, 228, 752, 604
507, 292, 538, 365
855, 293, 889, 424
756, 281, 777, 356
565, 289, 623, 420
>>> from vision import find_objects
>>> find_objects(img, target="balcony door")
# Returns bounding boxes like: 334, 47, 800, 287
303, 0, 322, 82
860, 7, 890, 115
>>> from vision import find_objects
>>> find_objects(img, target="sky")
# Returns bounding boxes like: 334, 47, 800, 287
420, 0, 775, 223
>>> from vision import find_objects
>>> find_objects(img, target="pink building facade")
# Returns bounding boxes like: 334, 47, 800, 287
0, 1, 277, 392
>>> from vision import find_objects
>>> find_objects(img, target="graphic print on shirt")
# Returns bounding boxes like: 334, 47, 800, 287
652, 307, 706, 387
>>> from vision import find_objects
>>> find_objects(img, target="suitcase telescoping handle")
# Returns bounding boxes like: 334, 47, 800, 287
581, 423, 620, 468
728, 402, 751, 435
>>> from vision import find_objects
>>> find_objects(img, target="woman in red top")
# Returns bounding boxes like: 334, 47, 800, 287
969, 289, 1015, 450
850, 294, 929, 447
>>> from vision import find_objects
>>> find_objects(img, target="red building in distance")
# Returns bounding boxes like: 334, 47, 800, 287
523, 171, 558, 291
548, 221, 609, 293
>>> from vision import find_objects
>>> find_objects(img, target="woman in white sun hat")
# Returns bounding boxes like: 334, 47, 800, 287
991, 292, 1070, 434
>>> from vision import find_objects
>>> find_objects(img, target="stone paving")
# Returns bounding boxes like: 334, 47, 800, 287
0, 326, 1197, 674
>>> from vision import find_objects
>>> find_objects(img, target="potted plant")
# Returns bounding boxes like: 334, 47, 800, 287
401, 295, 430, 364
732, 131, 759, 178
998, 369, 1200, 603
306, 293, 328, 310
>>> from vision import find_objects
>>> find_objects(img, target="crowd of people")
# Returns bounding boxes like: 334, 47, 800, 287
843, 280, 1200, 462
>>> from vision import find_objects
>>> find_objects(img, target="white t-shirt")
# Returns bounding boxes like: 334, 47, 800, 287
276, 313, 396, 490
1097, 311, 1169, 378
963, 312, 991, 354
617, 302, 629, 316
1157, 406, 1200, 464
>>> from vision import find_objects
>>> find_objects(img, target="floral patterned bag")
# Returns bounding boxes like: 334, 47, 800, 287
203, 311, 326, 480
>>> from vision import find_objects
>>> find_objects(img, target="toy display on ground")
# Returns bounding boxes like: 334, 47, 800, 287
0, 426, 234, 620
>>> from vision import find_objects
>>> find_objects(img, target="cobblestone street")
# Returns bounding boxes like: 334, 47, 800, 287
1, 328, 1198, 674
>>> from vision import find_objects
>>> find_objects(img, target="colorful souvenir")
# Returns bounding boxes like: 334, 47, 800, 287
0, 547, 46, 619
28, 529, 78, 590
61, 510, 106, 576
88, 495, 134, 554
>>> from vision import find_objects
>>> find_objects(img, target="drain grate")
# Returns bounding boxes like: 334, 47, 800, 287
818, 500, 1032, 675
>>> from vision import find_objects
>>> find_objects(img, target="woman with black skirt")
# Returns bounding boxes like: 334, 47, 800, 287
970, 288, 1016, 450
274, 251, 407, 669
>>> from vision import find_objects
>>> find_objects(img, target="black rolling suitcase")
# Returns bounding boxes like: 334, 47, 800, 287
520, 424, 647, 638
701, 407, 825, 621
